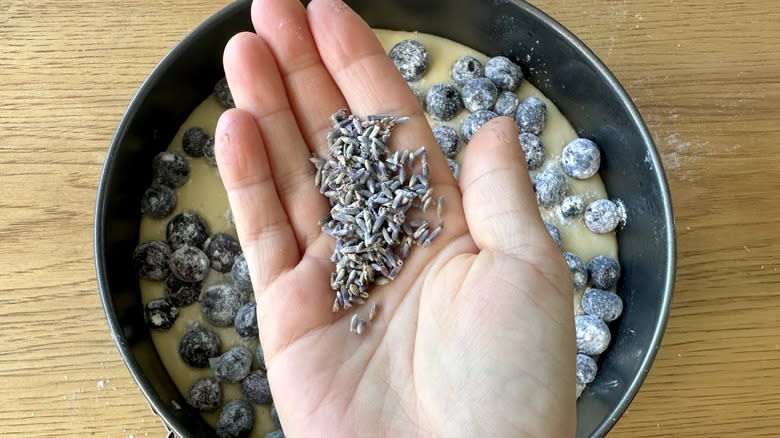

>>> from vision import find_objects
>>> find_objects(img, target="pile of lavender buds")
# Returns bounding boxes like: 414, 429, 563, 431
311, 109, 442, 312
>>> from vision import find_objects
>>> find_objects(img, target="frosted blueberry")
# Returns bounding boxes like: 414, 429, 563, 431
270, 404, 281, 428
564, 252, 588, 290
560, 195, 585, 218
182, 126, 210, 158
484, 56, 523, 91
214, 77, 235, 109
582, 287, 624, 322
168, 246, 210, 283
231, 253, 252, 294
584, 199, 623, 234
256, 343, 267, 373
450, 55, 484, 86
389, 39, 430, 81
210, 346, 253, 383
241, 370, 273, 405
234, 302, 258, 339
187, 377, 221, 412
152, 151, 190, 188
533, 168, 567, 207
461, 77, 498, 112
166, 211, 209, 250
561, 138, 601, 179
203, 137, 217, 166
545, 222, 562, 247
179, 326, 221, 368
265, 430, 285, 438
515, 96, 547, 135
519, 132, 545, 170
432, 125, 460, 159
165, 275, 200, 307
460, 109, 498, 141
216, 399, 254, 438
143, 298, 178, 330
576, 353, 598, 385
494, 91, 520, 117
141, 184, 176, 219
204, 233, 242, 273
132, 240, 171, 281
575, 315, 611, 355
425, 83, 463, 121
200, 283, 250, 327
587, 255, 621, 290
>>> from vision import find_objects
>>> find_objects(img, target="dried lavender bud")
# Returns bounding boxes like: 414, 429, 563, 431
152, 151, 190, 188
460, 109, 498, 141
425, 83, 463, 121
210, 346, 253, 383
575, 315, 611, 355
515, 96, 547, 135
494, 91, 520, 117
234, 302, 258, 339
582, 287, 624, 322
204, 232, 242, 273
179, 326, 221, 368
187, 377, 221, 412
461, 77, 498, 112
166, 211, 209, 250
432, 125, 460, 159
216, 399, 254, 438
231, 253, 252, 294
141, 184, 176, 219
519, 132, 545, 170
168, 246, 210, 283
389, 39, 430, 81
564, 252, 588, 290
576, 354, 598, 385
200, 283, 249, 327
165, 275, 200, 307
240, 370, 273, 405
485, 56, 523, 92
214, 77, 235, 109
533, 168, 567, 207
450, 55, 484, 86
182, 127, 210, 158
143, 298, 178, 330
562, 138, 601, 179
133, 240, 171, 281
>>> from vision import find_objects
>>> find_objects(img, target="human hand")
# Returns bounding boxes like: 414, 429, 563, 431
215, 0, 575, 436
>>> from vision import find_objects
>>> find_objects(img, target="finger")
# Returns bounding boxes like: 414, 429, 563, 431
223, 32, 328, 251
459, 117, 558, 258
251, 0, 347, 155
307, 0, 459, 193
215, 108, 299, 292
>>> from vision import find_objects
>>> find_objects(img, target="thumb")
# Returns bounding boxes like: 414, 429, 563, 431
459, 117, 557, 259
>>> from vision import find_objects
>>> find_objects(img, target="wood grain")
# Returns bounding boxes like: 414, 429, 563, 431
1, 0, 778, 436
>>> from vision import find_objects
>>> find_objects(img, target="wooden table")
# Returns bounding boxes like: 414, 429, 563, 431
2, 0, 778, 436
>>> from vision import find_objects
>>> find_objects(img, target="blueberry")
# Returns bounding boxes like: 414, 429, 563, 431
563, 252, 588, 290
447, 158, 461, 180
152, 151, 190, 188
204, 233, 242, 273
187, 377, 221, 412
265, 430, 285, 438
210, 346, 253, 383
519, 132, 545, 170
165, 275, 200, 307
425, 84, 463, 121
234, 302, 258, 339
587, 255, 621, 290
545, 222, 562, 247
461, 77, 498, 112
584, 199, 623, 234
141, 184, 176, 219
561, 138, 601, 179
231, 253, 253, 294
203, 137, 217, 166
214, 77, 235, 109
494, 91, 519, 117
256, 343, 267, 373
533, 168, 567, 207
133, 240, 171, 280
560, 195, 585, 218
450, 55, 484, 86
575, 315, 611, 355
460, 109, 498, 141
241, 370, 273, 405
432, 125, 460, 159
270, 404, 281, 429
515, 96, 547, 135
167, 211, 209, 250
388, 39, 430, 82
201, 283, 250, 327
409, 82, 425, 108
182, 127, 210, 158
582, 287, 624, 322
179, 326, 221, 368
484, 56, 523, 92
168, 246, 210, 283
143, 298, 178, 330
216, 399, 254, 438
576, 353, 598, 385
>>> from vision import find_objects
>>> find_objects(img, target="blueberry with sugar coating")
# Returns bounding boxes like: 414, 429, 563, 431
152, 151, 190, 188
575, 315, 611, 355
519, 132, 545, 170
204, 233, 242, 273
561, 138, 601, 179
210, 346, 253, 383
270, 404, 281, 429
409, 82, 425, 108
256, 343, 267, 373
494, 91, 520, 117
179, 326, 221, 368
447, 158, 461, 181
234, 302, 258, 339
203, 137, 217, 166
133, 240, 171, 280
216, 399, 254, 438
425, 83, 463, 121
201, 283, 250, 327
231, 253, 253, 294
560, 195, 585, 218
564, 252, 588, 290
515, 96, 547, 135
168, 246, 210, 283
241, 370, 273, 405
143, 298, 178, 330
432, 125, 460, 159
389, 39, 430, 82
214, 77, 235, 109
167, 211, 209, 250
484, 56, 523, 92
450, 55, 484, 86
165, 275, 200, 307
460, 109, 498, 141
582, 287, 624, 322
141, 184, 176, 219
584, 199, 622, 234
533, 168, 567, 207
545, 222, 562, 247
461, 77, 498, 112
182, 126, 210, 158
187, 377, 221, 412
587, 255, 621, 290
265, 430, 285, 438
576, 353, 598, 385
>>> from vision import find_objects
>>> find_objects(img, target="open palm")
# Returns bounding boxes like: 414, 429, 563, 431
215, 0, 575, 436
